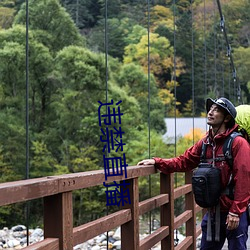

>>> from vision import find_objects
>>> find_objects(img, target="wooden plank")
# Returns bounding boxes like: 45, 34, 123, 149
0, 165, 156, 206
161, 173, 174, 250
44, 192, 73, 250
174, 210, 192, 229
195, 204, 203, 213
57, 165, 156, 192
174, 184, 192, 199
139, 194, 169, 216
185, 171, 196, 250
196, 226, 202, 237
0, 177, 59, 206
22, 238, 59, 250
73, 209, 131, 245
140, 226, 169, 250
175, 236, 193, 250
121, 178, 140, 250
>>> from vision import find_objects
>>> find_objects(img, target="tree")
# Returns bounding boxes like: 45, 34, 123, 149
0, 6, 15, 29
61, 0, 101, 29
14, 0, 84, 52
116, 62, 166, 132
234, 46, 250, 102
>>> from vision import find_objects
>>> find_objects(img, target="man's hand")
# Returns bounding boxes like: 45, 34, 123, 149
226, 213, 240, 230
137, 159, 155, 166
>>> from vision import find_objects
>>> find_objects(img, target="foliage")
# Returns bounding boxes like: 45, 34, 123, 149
14, 0, 85, 52
234, 46, 250, 102
0, 7, 15, 29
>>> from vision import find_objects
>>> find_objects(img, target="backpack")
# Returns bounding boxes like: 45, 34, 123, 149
192, 131, 241, 208
235, 105, 250, 142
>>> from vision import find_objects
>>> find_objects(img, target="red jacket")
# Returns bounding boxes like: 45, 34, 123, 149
154, 124, 250, 216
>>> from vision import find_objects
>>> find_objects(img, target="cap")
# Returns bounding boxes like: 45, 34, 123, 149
206, 97, 237, 119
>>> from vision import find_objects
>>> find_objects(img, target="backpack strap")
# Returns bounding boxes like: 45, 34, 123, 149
223, 132, 243, 200
223, 131, 242, 169
200, 142, 208, 163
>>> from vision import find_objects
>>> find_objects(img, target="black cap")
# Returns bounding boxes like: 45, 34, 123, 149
206, 97, 237, 119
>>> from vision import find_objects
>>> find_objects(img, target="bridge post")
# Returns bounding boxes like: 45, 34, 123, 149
43, 192, 73, 250
160, 173, 174, 250
185, 171, 197, 250
121, 178, 139, 250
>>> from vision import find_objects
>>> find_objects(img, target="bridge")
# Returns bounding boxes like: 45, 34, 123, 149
0, 164, 205, 250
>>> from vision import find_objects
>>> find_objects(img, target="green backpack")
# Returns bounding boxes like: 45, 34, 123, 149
235, 105, 250, 142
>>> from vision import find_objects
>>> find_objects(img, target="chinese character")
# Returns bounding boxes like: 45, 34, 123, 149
103, 153, 128, 180
100, 126, 126, 153
98, 100, 130, 207
100, 127, 114, 153
103, 181, 131, 206
98, 100, 123, 126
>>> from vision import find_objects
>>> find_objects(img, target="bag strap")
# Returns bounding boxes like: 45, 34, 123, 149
200, 142, 208, 163
223, 131, 242, 169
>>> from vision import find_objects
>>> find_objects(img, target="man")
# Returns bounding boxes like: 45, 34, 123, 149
138, 97, 250, 250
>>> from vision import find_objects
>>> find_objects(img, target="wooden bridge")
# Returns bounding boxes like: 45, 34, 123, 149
0, 164, 204, 250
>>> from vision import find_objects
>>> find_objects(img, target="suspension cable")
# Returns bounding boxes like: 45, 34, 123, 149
104, 0, 109, 248
25, 0, 30, 246
172, 0, 179, 245
147, 0, 152, 234
191, 0, 195, 144
216, 0, 242, 104
213, 0, 217, 94
203, 0, 207, 98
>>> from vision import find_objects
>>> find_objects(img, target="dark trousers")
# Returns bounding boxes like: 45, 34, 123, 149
200, 210, 249, 250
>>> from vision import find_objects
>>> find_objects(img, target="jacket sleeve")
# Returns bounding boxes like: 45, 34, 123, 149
229, 136, 250, 215
153, 140, 203, 174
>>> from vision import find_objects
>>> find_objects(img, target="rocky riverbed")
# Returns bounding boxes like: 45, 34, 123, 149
0, 225, 187, 249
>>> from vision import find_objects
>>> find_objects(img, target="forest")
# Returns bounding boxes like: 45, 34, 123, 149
0, 0, 249, 228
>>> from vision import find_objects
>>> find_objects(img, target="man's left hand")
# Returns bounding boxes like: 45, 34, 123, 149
226, 213, 240, 230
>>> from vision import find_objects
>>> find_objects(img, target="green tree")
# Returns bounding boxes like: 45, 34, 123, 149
116, 63, 166, 132
14, 0, 84, 52
0, 6, 15, 29
234, 46, 250, 102
61, 0, 101, 29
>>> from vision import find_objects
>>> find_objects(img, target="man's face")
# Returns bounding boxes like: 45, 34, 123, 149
207, 104, 226, 127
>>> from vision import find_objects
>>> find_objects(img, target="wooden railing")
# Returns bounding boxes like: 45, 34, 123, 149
0, 165, 203, 250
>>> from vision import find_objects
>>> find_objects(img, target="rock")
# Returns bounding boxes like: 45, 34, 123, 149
113, 240, 121, 249
108, 237, 116, 243
11, 226, 26, 232
113, 227, 120, 240
107, 231, 114, 237
92, 245, 101, 250
95, 234, 106, 244
30, 228, 43, 238
7, 239, 20, 247
0, 230, 7, 238
100, 240, 108, 246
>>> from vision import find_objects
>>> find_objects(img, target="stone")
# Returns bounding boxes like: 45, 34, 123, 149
11, 226, 26, 232
113, 227, 120, 240
113, 240, 121, 249
91, 245, 101, 250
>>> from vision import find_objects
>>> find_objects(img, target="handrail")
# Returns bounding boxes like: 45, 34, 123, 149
0, 165, 203, 249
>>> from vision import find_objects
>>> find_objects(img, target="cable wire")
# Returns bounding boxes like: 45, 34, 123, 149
147, 0, 152, 234
191, 0, 195, 144
215, 0, 242, 103
172, 0, 179, 245
204, 0, 207, 98
25, 0, 30, 245
104, 0, 109, 248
